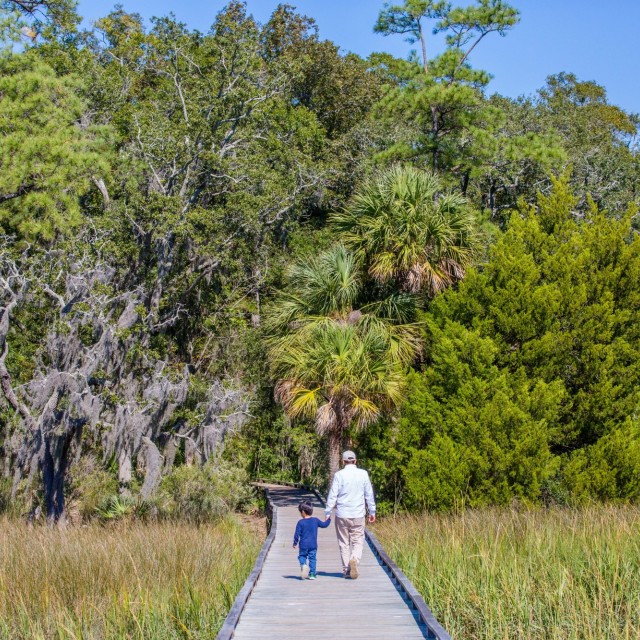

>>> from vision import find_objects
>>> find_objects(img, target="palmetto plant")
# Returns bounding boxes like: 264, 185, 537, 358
265, 245, 422, 480
96, 495, 151, 521
331, 165, 478, 295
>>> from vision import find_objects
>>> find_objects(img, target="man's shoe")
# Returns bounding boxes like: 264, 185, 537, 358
343, 567, 351, 578
308, 573, 316, 580
349, 558, 359, 580
301, 564, 310, 580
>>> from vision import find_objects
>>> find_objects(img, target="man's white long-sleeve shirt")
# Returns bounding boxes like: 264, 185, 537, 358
325, 464, 376, 519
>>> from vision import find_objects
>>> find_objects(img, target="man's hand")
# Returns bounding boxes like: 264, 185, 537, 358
324, 513, 331, 521
368, 515, 376, 524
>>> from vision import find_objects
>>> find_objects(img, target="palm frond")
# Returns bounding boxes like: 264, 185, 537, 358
288, 386, 322, 419
350, 395, 380, 429
331, 164, 478, 295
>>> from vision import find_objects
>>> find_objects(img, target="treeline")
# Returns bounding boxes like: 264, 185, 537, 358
0, 0, 638, 522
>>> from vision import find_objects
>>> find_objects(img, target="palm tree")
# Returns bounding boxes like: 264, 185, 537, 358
331, 165, 478, 295
265, 245, 421, 480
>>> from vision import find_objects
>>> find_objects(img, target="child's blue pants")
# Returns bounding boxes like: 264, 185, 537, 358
298, 548, 317, 574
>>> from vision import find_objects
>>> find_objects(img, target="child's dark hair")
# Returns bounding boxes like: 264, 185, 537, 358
298, 501, 314, 516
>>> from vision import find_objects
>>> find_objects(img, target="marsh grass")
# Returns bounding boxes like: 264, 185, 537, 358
0, 516, 263, 639
374, 505, 640, 639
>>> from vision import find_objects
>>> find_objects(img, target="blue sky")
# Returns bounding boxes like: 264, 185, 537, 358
77, 0, 639, 113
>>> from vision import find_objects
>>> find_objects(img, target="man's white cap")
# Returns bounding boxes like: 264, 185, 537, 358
342, 450, 356, 461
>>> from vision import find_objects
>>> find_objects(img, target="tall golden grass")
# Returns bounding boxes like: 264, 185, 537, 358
0, 516, 263, 639
374, 505, 640, 639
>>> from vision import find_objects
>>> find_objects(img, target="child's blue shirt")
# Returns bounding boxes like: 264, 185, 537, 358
293, 516, 331, 551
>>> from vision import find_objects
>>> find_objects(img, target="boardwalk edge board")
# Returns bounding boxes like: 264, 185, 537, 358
215, 488, 278, 640
230, 481, 452, 640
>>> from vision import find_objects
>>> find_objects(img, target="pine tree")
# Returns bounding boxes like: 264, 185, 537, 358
0, 50, 106, 240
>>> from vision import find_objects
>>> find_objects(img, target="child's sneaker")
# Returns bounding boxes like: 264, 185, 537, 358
301, 564, 310, 580
308, 573, 316, 580
349, 558, 359, 579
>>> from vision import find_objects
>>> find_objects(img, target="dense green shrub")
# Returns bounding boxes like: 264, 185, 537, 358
95, 494, 152, 522
156, 459, 255, 522
562, 418, 640, 502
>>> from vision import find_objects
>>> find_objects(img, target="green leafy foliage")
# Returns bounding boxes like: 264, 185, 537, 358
563, 418, 640, 502
536, 73, 640, 213
0, 0, 638, 521
67, 459, 119, 521
96, 494, 152, 521
264, 4, 383, 139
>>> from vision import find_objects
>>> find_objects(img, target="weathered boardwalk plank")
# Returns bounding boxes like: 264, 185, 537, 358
228, 485, 434, 640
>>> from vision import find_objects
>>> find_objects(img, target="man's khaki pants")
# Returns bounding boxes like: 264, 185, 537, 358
335, 516, 366, 571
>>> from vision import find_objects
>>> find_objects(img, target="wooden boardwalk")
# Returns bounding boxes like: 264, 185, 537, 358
229, 485, 433, 640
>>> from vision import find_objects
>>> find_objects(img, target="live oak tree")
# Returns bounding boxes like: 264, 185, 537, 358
0, 2, 382, 519
84, 3, 357, 332
463, 75, 639, 221
536, 73, 640, 213
464, 94, 566, 220
464, 75, 640, 220
261, 4, 385, 209
0, 229, 253, 524
263, 4, 383, 140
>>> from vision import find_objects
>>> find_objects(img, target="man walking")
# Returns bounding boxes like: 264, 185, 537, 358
324, 450, 376, 579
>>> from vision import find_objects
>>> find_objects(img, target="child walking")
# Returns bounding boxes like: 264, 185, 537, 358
293, 501, 331, 580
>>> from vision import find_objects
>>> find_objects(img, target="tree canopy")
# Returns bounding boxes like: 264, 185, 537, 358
358, 176, 640, 511
0, 52, 106, 239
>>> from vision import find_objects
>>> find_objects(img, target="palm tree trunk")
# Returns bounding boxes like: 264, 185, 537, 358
328, 428, 342, 483
328, 405, 350, 482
